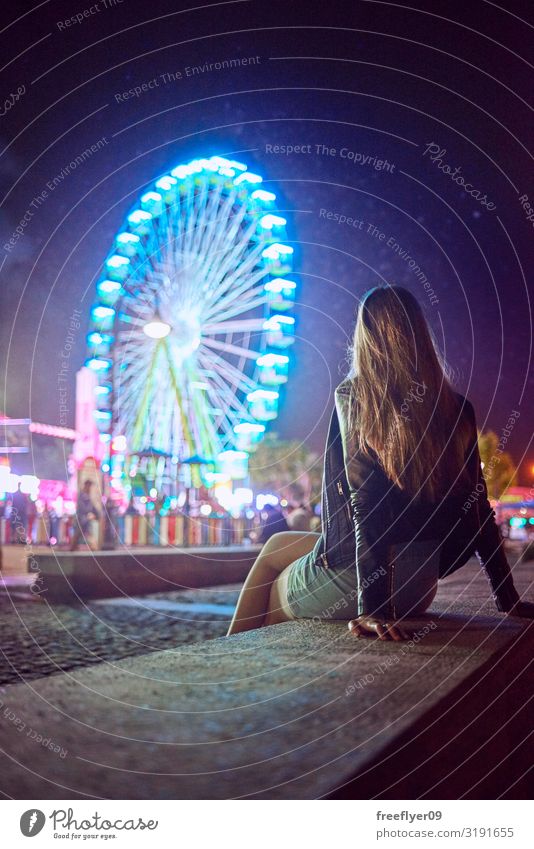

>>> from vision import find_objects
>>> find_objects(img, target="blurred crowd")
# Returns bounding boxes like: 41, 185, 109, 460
1, 480, 319, 550
252, 502, 320, 544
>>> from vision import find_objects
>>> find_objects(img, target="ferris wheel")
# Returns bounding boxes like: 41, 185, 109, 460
85, 154, 296, 480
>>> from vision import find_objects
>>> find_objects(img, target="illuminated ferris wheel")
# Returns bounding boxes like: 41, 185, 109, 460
85, 155, 296, 482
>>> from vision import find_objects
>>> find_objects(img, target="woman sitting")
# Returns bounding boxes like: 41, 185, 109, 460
227, 285, 533, 640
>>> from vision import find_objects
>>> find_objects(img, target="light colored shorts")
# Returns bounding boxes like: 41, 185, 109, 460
284, 538, 440, 620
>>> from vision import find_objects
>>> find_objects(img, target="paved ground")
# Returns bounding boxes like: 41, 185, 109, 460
0, 559, 532, 799
0, 586, 240, 685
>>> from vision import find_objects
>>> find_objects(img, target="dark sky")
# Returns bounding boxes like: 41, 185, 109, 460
1, 0, 533, 479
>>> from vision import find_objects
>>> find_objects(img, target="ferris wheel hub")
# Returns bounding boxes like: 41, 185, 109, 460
143, 318, 171, 340
171, 314, 201, 359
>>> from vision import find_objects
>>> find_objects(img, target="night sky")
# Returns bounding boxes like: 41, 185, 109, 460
1, 0, 533, 478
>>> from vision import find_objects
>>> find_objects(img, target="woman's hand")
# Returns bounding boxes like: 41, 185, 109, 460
506, 601, 534, 619
348, 616, 410, 641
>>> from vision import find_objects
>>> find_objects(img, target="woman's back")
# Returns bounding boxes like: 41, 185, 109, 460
332, 375, 518, 615
334, 377, 475, 528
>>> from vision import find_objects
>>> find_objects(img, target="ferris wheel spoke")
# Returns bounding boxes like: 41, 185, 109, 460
185, 181, 212, 265
202, 247, 267, 317
197, 182, 228, 263
203, 370, 251, 438
159, 340, 197, 455
197, 347, 257, 397
203, 187, 244, 260
200, 336, 260, 361
200, 202, 256, 289
202, 319, 265, 335
189, 365, 237, 436
191, 181, 215, 262
131, 239, 165, 291
200, 375, 255, 436
201, 218, 262, 305
184, 362, 220, 458
192, 190, 237, 282
203, 268, 268, 319
127, 343, 163, 450
204, 289, 269, 327
180, 181, 195, 258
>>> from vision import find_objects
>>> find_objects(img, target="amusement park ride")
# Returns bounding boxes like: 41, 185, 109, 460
78, 153, 297, 513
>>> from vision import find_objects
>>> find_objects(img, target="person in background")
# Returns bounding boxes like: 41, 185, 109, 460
46, 503, 60, 545
70, 480, 100, 551
256, 504, 290, 544
287, 502, 313, 532
9, 483, 29, 544
26, 496, 37, 543
125, 496, 139, 515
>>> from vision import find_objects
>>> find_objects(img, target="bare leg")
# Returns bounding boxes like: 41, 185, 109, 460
226, 531, 319, 635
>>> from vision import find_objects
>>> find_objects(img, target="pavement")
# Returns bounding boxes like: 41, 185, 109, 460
0, 586, 240, 685
0, 558, 532, 799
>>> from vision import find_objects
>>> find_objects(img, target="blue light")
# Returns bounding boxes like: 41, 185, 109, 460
87, 331, 112, 346
128, 209, 152, 224
263, 315, 295, 330
92, 305, 115, 320
257, 353, 289, 367
264, 277, 296, 293
209, 156, 233, 169
116, 232, 140, 245
140, 191, 162, 204
234, 422, 265, 434
170, 165, 190, 179
94, 410, 112, 420
86, 357, 111, 372
106, 255, 129, 269
218, 450, 248, 460
196, 158, 219, 172
227, 160, 247, 171
247, 389, 279, 401
95, 385, 111, 397
251, 189, 276, 202
155, 176, 177, 190
262, 243, 294, 259
234, 172, 262, 186
259, 214, 287, 229
97, 280, 122, 295
510, 517, 527, 527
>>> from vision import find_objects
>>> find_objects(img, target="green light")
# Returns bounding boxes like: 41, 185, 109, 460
510, 517, 527, 527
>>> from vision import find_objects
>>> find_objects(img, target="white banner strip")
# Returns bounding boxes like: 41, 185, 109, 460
2, 799, 531, 847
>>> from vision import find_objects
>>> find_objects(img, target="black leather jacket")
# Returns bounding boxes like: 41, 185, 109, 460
311, 379, 520, 619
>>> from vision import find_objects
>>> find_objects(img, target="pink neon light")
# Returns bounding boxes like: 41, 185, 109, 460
29, 422, 78, 439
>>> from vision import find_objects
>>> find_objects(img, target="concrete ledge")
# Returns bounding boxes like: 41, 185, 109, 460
33, 546, 261, 602
0, 561, 532, 799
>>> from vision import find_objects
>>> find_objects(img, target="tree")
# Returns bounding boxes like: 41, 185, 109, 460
248, 433, 322, 506
477, 430, 517, 500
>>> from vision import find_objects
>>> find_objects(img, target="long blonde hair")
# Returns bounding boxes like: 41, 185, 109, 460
349, 285, 470, 501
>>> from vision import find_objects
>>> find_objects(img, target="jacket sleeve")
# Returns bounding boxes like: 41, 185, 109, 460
464, 401, 520, 612
334, 388, 392, 618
